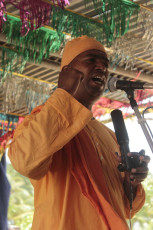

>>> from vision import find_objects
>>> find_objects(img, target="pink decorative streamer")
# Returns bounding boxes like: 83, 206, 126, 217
56, 0, 69, 8
64, 0, 69, 5
19, 0, 52, 34
2, 0, 69, 35
0, 0, 7, 30
130, 71, 141, 82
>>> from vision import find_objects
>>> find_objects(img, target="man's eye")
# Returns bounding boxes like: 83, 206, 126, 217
85, 58, 95, 63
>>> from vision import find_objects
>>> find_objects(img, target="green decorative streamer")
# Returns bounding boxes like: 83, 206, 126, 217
0, 15, 65, 81
0, 0, 140, 81
2, 1, 140, 55
2, 15, 65, 64
0, 47, 28, 82
50, 6, 106, 44
83, 0, 140, 44
100, 0, 140, 43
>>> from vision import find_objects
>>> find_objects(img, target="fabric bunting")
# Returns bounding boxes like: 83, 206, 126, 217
109, 33, 138, 71
50, 6, 105, 43
0, 0, 151, 123
1, 0, 139, 43
79, 0, 140, 44
109, 8, 153, 71
99, 0, 140, 44
1, 72, 153, 120
2, 15, 64, 61
2, 0, 140, 45
0, 0, 7, 30
0, 14, 64, 81
0, 75, 57, 113
50, 0, 140, 46
93, 89, 153, 118
0, 113, 24, 152
139, 8, 153, 53
0, 113, 19, 137
0, 47, 28, 82
0, 0, 141, 81
1, 0, 69, 35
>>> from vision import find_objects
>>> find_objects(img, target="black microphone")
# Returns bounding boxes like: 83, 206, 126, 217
108, 77, 153, 92
111, 109, 145, 172
111, 109, 131, 171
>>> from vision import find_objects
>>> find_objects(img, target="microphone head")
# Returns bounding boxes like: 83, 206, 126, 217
107, 77, 118, 92
107, 77, 153, 91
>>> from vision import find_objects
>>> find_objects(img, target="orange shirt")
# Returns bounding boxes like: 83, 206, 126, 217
8, 89, 145, 230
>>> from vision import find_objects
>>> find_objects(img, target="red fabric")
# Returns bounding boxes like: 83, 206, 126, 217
92, 90, 153, 118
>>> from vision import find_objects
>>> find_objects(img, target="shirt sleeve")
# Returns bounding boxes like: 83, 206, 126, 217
8, 88, 92, 179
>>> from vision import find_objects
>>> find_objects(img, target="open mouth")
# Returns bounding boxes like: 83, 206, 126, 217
92, 76, 104, 85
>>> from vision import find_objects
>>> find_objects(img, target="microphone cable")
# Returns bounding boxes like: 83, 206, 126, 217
129, 181, 133, 230
142, 106, 153, 141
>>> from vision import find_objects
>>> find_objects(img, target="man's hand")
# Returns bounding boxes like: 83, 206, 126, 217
58, 65, 84, 96
116, 151, 150, 200
125, 152, 150, 187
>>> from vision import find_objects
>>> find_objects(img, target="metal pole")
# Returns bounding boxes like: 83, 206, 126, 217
126, 89, 153, 154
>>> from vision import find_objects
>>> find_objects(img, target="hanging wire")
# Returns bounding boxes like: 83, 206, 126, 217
129, 181, 133, 230
142, 106, 153, 141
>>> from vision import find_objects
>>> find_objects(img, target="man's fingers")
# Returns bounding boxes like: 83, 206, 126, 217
58, 65, 84, 95
129, 165, 149, 185
130, 172, 148, 180
131, 166, 149, 174
61, 65, 83, 78
73, 67, 84, 78
127, 152, 150, 166
139, 155, 150, 163
127, 152, 136, 157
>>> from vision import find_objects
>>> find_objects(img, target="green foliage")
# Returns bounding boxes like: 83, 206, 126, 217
7, 163, 34, 230
132, 173, 153, 230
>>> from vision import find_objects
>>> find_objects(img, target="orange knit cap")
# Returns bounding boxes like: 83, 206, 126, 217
61, 35, 106, 70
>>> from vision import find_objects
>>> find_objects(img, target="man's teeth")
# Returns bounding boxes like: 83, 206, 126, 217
93, 76, 102, 82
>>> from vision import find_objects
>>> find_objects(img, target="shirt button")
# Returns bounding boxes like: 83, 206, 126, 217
100, 155, 103, 161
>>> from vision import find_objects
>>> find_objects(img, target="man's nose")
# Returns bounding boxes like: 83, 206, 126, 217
94, 59, 106, 70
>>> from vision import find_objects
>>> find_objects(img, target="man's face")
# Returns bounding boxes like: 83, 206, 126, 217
69, 49, 109, 108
